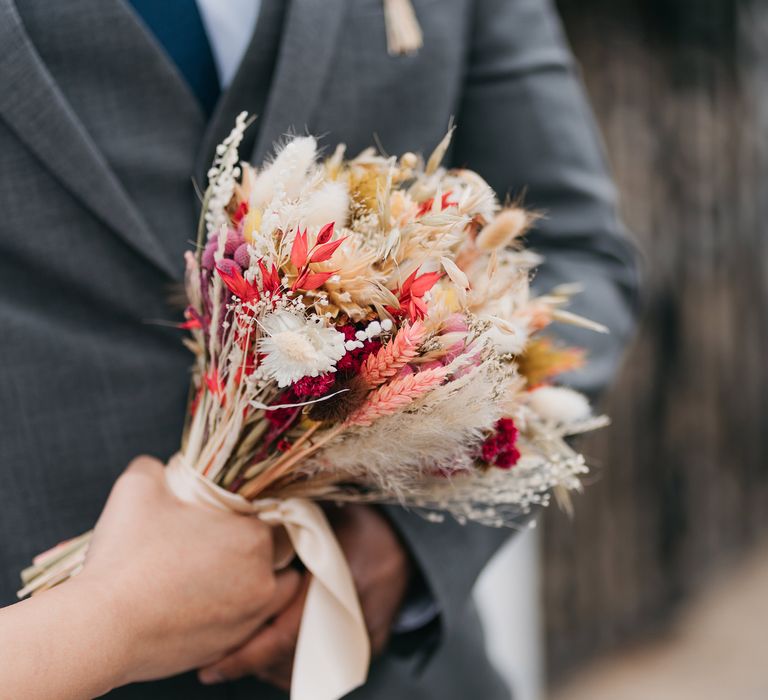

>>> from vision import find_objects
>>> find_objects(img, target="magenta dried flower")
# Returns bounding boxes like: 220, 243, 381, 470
234, 243, 251, 269
224, 229, 244, 256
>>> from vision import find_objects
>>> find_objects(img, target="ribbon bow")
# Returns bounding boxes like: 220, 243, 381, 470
165, 455, 370, 700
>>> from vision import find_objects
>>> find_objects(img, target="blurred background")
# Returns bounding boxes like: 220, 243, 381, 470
475, 0, 768, 698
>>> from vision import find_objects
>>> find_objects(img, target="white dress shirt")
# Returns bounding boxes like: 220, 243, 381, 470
195, 0, 261, 88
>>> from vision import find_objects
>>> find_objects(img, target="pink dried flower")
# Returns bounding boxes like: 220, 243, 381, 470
336, 325, 381, 374
481, 418, 520, 469
496, 418, 518, 439
337, 353, 360, 373
224, 229, 244, 256
201, 240, 217, 270
234, 243, 251, 268
265, 391, 299, 429
216, 258, 242, 277
443, 313, 468, 334
481, 437, 500, 462
292, 373, 336, 398
495, 448, 521, 470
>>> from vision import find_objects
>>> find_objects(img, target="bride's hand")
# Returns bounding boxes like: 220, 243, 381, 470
0, 455, 300, 700
84, 455, 301, 686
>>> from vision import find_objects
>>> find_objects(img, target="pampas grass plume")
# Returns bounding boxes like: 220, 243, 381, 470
301, 181, 349, 230
251, 136, 318, 205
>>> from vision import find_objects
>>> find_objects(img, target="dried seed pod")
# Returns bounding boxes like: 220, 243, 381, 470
308, 376, 370, 423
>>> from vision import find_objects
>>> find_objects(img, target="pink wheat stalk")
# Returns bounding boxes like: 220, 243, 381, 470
347, 366, 449, 427
361, 321, 427, 386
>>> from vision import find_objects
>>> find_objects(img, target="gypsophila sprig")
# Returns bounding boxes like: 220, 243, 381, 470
204, 111, 250, 237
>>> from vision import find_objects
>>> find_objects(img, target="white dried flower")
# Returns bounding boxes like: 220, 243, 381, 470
258, 311, 346, 388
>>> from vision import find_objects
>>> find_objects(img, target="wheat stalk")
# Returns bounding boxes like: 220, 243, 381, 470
361, 321, 426, 386
347, 367, 448, 427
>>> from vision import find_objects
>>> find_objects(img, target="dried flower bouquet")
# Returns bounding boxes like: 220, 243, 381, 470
20, 112, 607, 604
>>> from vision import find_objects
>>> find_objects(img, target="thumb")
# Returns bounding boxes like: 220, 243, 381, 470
111, 455, 167, 503
124, 454, 166, 480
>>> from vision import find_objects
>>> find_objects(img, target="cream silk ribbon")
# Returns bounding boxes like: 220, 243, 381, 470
164, 455, 371, 700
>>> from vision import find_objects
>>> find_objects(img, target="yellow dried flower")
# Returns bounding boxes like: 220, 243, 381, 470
517, 338, 585, 387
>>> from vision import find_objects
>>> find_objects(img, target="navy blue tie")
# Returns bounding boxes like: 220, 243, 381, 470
127, 0, 221, 116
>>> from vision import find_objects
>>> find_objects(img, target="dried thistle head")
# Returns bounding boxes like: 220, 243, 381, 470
308, 375, 370, 423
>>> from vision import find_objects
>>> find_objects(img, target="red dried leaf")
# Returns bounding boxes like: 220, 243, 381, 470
405, 296, 428, 320
298, 270, 336, 291
309, 236, 346, 263
316, 221, 335, 245
416, 191, 456, 217
216, 264, 260, 303
204, 370, 225, 405
179, 306, 204, 330
290, 228, 308, 269
399, 267, 420, 296
391, 267, 443, 321
257, 259, 281, 294
409, 270, 442, 297
232, 201, 249, 224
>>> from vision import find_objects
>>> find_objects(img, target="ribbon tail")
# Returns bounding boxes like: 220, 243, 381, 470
277, 500, 371, 700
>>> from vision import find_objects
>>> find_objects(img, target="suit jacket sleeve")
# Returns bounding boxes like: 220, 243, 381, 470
384, 0, 640, 667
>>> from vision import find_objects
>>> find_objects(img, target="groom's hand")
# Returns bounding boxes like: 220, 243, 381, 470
197, 504, 413, 689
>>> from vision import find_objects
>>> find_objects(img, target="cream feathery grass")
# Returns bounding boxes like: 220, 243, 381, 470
360, 321, 427, 386
300, 181, 350, 230
250, 136, 318, 207
347, 366, 448, 427
466, 250, 537, 315
475, 207, 533, 251
306, 363, 511, 498
450, 168, 498, 222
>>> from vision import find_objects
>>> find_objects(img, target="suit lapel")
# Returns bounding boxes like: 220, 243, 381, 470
252, 0, 348, 164
0, 0, 179, 278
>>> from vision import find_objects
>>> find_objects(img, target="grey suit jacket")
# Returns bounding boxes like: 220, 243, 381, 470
0, 0, 639, 698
